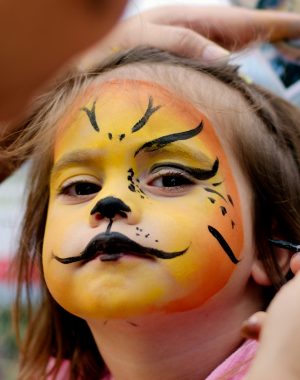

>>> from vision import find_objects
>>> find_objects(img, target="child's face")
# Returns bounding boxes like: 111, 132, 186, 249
43, 79, 247, 319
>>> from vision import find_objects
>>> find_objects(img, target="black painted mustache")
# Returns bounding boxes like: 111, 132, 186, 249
53, 232, 189, 263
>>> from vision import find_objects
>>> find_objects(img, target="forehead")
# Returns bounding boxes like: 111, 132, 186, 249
54, 79, 226, 161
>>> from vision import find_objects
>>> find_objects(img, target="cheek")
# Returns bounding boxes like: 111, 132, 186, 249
154, 193, 244, 312
43, 199, 94, 258
42, 205, 92, 298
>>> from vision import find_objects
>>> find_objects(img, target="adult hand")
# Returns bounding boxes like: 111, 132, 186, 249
241, 253, 300, 340
2, 4, 300, 122
81, 5, 300, 67
244, 259, 300, 380
3, 5, 300, 182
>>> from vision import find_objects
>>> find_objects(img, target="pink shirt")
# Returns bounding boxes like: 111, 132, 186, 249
205, 340, 257, 380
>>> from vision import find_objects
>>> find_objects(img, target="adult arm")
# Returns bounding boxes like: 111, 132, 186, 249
0, 0, 127, 123
243, 254, 300, 380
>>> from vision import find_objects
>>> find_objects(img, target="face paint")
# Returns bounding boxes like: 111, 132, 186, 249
81, 100, 100, 132
43, 79, 244, 320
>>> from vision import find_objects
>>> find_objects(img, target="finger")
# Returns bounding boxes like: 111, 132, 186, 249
125, 23, 229, 61
290, 252, 300, 274
144, 6, 300, 50
241, 311, 267, 340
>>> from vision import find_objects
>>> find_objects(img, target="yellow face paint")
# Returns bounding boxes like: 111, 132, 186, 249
43, 80, 244, 319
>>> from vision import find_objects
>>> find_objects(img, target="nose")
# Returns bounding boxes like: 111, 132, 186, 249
90, 196, 131, 220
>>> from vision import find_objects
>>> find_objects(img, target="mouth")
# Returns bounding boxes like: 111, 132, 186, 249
96, 251, 154, 262
53, 231, 189, 264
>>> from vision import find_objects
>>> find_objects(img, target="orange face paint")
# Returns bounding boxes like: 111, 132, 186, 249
43, 80, 244, 319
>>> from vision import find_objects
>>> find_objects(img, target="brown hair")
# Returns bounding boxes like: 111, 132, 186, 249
10, 47, 300, 379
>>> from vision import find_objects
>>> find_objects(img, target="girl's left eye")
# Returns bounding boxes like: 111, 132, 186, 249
148, 169, 195, 189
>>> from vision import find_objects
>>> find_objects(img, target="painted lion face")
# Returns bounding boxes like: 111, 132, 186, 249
43, 79, 247, 320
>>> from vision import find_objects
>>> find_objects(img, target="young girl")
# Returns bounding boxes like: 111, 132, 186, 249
12, 47, 300, 380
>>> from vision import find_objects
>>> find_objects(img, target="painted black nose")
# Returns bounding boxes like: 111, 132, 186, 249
90, 196, 131, 219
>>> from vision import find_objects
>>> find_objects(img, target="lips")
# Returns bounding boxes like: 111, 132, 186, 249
53, 231, 189, 264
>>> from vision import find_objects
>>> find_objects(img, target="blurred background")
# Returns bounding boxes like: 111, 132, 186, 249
1, 0, 299, 378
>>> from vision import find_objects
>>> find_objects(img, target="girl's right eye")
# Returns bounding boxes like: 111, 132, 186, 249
59, 181, 101, 198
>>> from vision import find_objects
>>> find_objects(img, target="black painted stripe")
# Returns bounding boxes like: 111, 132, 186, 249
208, 225, 239, 264
227, 194, 234, 206
204, 187, 227, 202
220, 206, 227, 216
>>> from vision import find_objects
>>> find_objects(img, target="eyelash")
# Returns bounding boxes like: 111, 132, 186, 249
58, 179, 101, 198
147, 167, 196, 190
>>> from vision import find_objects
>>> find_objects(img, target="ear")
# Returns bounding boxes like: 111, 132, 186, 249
251, 244, 291, 286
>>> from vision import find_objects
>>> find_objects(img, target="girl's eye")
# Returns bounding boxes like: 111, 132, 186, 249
60, 181, 101, 197
148, 170, 195, 189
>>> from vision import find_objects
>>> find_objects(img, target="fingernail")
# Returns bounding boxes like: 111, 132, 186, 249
247, 315, 259, 326
202, 45, 229, 62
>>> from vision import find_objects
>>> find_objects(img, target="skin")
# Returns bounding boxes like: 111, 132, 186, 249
43, 79, 245, 320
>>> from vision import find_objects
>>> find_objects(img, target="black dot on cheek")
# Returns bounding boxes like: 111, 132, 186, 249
136, 233, 140, 236
220, 206, 227, 216
155, 240, 159, 243
128, 184, 136, 192
119, 133, 126, 141
108, 133, 113, 140
140, 195, 145, 199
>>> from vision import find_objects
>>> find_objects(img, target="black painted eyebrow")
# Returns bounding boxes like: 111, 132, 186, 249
151, 158, 219, 181
134, 121, 203, 157
132, 96, 161, 133
81, 100, 100, 132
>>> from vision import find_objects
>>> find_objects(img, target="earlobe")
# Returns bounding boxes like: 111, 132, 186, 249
251, 258, 272, 286
251, 245, 291, 286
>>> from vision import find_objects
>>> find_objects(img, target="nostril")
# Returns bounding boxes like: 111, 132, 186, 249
94, 213, 104, 221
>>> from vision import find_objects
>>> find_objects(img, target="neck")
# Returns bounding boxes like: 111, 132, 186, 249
88, 282, 264, 380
